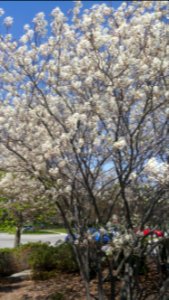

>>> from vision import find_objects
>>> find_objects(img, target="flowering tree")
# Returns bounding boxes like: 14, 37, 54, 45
0, 1, 169, 298
0, 172, 49, 246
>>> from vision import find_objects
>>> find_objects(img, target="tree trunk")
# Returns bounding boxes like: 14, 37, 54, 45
14, 225, 21, 247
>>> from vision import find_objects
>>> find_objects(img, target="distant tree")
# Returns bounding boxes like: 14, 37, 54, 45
0, 172, 57, 246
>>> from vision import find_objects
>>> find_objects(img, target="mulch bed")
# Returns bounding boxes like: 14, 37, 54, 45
0, 273, 90, 300
0, 260, 169, 300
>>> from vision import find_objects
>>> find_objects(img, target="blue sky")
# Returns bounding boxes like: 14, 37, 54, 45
0, 1, 122, 38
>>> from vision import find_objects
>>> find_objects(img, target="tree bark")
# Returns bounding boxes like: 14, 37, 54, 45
14, 225, 22, 247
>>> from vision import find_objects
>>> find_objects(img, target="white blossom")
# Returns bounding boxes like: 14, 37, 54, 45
32, 12, 47, 36
113, 138, 126, 150
3, 16, 13, 27
0, 8, 5, 17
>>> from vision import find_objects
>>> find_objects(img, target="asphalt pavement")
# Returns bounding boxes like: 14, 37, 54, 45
0, 233, 67, 248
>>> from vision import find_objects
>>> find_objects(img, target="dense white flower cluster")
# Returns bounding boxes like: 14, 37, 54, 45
144, 158, 169, 184
0, 172, 45, 201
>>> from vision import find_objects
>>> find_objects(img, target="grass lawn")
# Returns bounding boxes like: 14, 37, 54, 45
0, 225, 67, 234
22, 228, 67, 234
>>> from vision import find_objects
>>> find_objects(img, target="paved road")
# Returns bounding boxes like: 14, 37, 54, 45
0, 233, 67, 248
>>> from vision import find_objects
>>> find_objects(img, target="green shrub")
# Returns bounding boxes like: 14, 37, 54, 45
0, 242, 79, 278
29, 243, 59, 272
14, 243, 36, 271
53, 243, 79, 273
0, 245, 32, 276
28, 243, 79, 275
0, 248, 16, 276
